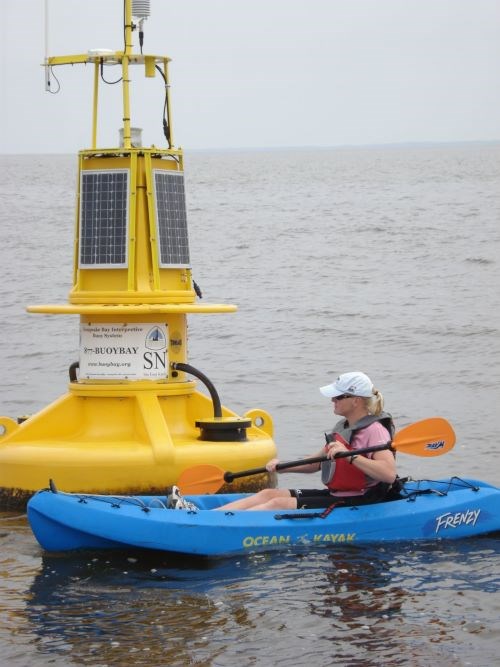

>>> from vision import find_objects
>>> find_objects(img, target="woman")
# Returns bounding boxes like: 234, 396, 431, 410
213, 371, 397, 511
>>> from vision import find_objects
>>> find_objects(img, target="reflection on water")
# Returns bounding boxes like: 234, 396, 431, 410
15, 537, 498, 667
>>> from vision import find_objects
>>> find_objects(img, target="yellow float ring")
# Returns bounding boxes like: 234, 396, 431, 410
0, 417, 19, 438
244, 409, 274, 438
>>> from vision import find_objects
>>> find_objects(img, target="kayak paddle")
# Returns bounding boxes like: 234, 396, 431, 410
177, 417, 455, 495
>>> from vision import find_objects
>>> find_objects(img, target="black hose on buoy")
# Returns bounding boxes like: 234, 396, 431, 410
171, 362, 222, 418
69, 361, 79, 382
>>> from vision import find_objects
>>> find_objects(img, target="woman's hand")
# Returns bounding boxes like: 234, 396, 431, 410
266, 458, 281, 473
326, 439, 349, 460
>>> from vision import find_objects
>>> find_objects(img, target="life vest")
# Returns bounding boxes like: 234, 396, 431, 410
321, 412, 395, 493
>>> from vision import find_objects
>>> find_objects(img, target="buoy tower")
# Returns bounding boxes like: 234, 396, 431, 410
0, 0, 276, 508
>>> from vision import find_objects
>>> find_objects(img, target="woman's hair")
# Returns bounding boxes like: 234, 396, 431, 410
364, 388, 384, 416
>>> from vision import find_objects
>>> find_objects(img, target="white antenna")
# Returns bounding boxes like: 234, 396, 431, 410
44, 0, 51, 91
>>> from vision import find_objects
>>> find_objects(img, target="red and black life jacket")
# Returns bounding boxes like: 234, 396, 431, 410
321, 412, 395, 493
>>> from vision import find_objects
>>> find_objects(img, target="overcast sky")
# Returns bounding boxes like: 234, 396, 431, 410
1, 0, 499, 153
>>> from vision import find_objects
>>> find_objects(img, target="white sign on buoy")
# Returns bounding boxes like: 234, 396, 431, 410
79, 323, 168, 380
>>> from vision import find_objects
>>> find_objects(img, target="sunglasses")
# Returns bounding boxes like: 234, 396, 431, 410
332, 394, 355, 401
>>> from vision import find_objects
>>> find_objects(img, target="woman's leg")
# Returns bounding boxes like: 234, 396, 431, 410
250, 495, 298, 510
215, 488, 292, 511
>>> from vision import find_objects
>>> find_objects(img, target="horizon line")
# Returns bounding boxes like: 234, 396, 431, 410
2, 138, 500, 157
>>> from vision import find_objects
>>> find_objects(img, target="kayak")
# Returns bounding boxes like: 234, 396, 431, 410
27, 477, 499, 557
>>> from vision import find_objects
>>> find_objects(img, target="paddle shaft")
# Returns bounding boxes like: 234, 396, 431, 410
177, 418, 455, 495
223, 442, 392, 483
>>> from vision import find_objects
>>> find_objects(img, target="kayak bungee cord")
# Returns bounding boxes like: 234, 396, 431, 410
47, 480, 155, 511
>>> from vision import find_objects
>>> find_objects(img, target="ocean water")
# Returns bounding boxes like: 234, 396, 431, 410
0, 144, 499, 665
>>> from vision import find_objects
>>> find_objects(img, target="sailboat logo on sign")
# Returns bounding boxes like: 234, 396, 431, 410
145, 327, 167, 351
426, 440, 445, 450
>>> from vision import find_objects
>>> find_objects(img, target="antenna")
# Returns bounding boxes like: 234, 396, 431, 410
44, 0, 51, 91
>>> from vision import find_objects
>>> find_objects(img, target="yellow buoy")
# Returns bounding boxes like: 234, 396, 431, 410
0, 0, 277, 508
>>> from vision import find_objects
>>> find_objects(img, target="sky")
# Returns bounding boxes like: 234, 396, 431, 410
1, 0, 499, 153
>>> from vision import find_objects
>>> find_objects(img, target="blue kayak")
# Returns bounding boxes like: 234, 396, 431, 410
27, 477, 499, 557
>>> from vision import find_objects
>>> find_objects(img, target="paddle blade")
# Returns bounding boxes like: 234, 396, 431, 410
393, 417, 455, 456
177, 464, 225, 495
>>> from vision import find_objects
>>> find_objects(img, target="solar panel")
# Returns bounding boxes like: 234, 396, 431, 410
79, 169, 129, 268
153, 170, 190, 267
